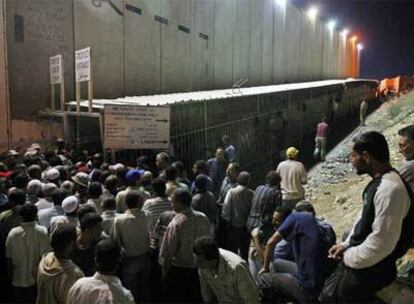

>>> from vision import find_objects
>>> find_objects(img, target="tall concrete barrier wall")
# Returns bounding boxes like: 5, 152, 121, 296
2, 0, 360, 148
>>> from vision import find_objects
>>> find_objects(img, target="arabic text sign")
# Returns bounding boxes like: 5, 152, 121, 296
75, 47, 91, 82
104, 105, 170, 150
49, 55, 62, 84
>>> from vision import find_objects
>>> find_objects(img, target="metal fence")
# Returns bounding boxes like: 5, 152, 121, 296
40, 80, 377, 186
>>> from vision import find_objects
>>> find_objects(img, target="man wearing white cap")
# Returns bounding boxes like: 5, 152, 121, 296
276, 147, 307, 210
38, 189, 66, 229
50, 196, 79, 233
36, 183, 58, 211
27, 179, 43, 204
45, 168, 60, 186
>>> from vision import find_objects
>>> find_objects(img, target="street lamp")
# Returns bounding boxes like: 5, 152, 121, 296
340, 29, 349, 37
275, 0, 287, 8
327, 20, 336, 31
307, 7, 318, 20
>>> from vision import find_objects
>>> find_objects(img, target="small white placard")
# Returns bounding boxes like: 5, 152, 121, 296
49, 54, 62, 84
75, 47, 91, 82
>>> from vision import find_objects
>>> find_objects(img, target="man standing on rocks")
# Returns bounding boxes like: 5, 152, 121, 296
313, 118, 330, 162
397, 125, 414, 191
276, 147, 307, 210
360, 99, 369, 126
322, 131, 414, 303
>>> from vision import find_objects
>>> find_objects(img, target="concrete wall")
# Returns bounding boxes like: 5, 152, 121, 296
2, 0, 359, 143
6, 0, 74, 119
0, 0, 10, 150
74, 0, 124, 99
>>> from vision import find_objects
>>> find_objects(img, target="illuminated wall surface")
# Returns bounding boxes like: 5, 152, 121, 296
5, 0, 358, 120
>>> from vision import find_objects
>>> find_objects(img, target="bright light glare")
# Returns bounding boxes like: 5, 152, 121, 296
341, 29, 349, 37
275, 0, 287, 8
307, 7, 318, 20
327, 20, 336, 31
357, 43, 363, 50
351, 36, 358, 42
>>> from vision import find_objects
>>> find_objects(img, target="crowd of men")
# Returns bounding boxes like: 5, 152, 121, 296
0, 126, 413, 303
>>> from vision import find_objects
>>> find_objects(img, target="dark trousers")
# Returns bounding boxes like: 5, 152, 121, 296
121, 253, 151, 303
215, 210, 227, 248
13, 285, 37, 303
150, 249, 165, 303
227, 226, 250, 260
165, 266, 201, 303
319, 262, 396, 303
259, 272, 315, 304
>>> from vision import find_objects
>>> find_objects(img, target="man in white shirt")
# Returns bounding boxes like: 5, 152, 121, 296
6, 204, 51, 302
276, 147, 307, 210
194, 236, 260, 304
37, 189, 66, 229
35, 183, 58, 211
324, 131, 413, 303
67, 239, 134, 304
111, 191, 151, 302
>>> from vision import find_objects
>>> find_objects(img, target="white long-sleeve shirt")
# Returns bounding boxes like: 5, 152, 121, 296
342, 171, 410, 269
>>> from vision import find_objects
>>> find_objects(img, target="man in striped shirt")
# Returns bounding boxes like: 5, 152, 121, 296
143, 178, 173, 234
247, 171, 283, 232
159, 188, 210, 303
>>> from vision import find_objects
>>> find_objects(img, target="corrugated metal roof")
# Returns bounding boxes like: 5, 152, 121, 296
66, 78, 377, 109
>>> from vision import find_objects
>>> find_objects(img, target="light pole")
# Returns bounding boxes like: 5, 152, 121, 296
357, 43, 363, 78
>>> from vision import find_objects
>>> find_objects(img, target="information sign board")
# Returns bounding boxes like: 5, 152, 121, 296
104, 105, 170, 150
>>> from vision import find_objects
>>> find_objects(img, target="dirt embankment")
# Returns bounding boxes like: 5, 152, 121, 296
306, 91, 414, 302
307, 92, 414, 237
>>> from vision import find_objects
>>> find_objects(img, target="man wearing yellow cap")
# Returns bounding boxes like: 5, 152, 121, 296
276, 147, 307, 210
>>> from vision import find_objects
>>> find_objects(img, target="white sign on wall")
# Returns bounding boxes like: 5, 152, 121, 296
75, 47, 91, 82
104, 105, 170, 150
49, 54, 62, 84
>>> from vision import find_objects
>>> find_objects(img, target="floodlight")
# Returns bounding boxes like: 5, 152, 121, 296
307, 7, 318, 20
327, 20, 336, 31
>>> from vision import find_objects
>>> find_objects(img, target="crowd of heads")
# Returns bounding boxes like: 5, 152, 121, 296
0, 124, 412, 303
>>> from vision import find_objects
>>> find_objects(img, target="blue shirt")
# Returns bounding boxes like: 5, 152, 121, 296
225, 145, 236, 162
277, 212, 321, 291
274, 239, 294, 261
207, 158, 227, 195
190, 176, 214, 194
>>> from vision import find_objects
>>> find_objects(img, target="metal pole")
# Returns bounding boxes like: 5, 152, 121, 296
204, 100, 208, 159
99, 112, 106, 159
51, 85, 55, 110
60, 58, 65, 111
76, 82, 81, 112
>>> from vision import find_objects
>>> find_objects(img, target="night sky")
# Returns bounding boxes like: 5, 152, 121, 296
292, 0, 414, 80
